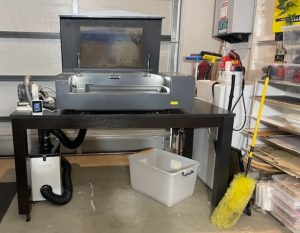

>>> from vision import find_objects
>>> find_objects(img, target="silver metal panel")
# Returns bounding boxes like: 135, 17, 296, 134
56, 72, 194, 111
60, 129, 170, 153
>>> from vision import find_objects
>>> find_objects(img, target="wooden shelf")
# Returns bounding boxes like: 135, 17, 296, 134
260, 136, 300, 156
258, 79, 300, 87
258, 116, 300, 137
254, 95, 300, 111
253, 148, 300, 177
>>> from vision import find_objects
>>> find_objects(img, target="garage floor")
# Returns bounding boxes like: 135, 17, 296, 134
0, 156, 289, 233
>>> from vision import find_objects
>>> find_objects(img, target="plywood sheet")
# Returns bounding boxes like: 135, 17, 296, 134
259, 116, 300, 136
254, 146, 300, 177
262, 136, 300, 156
244, 128, 290, 137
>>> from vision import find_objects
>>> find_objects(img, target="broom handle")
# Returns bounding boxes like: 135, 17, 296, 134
249, 77, 269, 158
245, 77, 269, 176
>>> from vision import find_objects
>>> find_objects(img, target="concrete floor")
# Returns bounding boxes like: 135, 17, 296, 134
0, 157, 289, 233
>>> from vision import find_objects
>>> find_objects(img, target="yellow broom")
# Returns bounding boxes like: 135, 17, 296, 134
211, 76, 269, 229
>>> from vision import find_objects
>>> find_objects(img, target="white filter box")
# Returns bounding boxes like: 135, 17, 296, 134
129, 148, 200, 207
30, 156, 62, 201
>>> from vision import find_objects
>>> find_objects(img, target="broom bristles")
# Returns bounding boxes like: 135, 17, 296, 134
210, 173, 256, 229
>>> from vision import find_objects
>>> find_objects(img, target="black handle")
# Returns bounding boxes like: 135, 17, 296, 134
182, 170, 194, 176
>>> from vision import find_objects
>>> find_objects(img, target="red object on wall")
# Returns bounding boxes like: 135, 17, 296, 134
294, 70, 300, 83
197, 61, 211, 80
219, 50, 242, 71
276, 65, 285, 80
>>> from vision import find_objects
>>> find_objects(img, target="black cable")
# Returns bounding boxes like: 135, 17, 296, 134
211, 82, 220, 101
227, 74, 236, 111
233, 94, 247, 131
231, 93, 242, 112
49, 129, 87, 149
229, 75, 247, 131
228, 51, 247, 131
231, 77, 245, 112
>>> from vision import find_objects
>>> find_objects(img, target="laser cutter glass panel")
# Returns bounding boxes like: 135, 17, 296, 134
80, 26, 143, 68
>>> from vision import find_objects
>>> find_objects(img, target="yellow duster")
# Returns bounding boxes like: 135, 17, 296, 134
211, 174, 256, 228
211, 76, 269, 228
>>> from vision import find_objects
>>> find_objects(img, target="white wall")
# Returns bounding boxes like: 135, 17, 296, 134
0, 0, 71, 32
178, 0, 220, 75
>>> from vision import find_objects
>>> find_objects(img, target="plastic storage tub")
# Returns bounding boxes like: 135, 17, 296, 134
273, 174, 300, 199
271, 202, 300, 233
283, 25, 300, 46
283, 25, 300, 64
271, 195, 300, 219
285, 46, 300, 64
129, 148, 200, 207
268, 64, 300, 82
271, 182, 300, 208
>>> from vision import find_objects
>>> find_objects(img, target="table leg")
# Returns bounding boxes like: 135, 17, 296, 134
12, 121, 31, 219
212, 116, 234, 206
182, 128, 194, 159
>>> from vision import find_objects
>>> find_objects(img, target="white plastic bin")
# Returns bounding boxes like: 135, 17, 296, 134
129, 148, 200, 207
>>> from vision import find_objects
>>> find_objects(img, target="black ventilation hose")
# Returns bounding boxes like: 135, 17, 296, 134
40, 157, 72, 205
39, 129, 86, 205
49, 129, 87, 149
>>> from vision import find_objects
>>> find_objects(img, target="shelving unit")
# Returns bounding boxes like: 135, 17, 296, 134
250, 78, 300, 177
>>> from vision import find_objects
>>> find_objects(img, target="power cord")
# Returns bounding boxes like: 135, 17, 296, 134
227, 51, 247, 132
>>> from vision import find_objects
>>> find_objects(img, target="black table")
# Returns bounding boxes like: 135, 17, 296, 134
10, 98, 234, 221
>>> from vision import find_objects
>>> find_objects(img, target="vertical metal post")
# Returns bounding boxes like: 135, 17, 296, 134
72, 0, 79, 14
170, 0, 182, 73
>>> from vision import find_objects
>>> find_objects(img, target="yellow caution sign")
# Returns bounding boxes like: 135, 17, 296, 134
273, 0, 300, 33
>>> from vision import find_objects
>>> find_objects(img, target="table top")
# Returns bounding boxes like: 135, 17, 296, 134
10, 98, 234, 129
11, 98, 233, 118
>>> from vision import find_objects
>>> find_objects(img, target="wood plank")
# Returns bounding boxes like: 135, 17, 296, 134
255, 146, 300, 176
253, 151, 300, 177
261, 136, 300, 156
258, 116, 300, 136
0, 159, 15, 177
244, 156, 280, 172
243, 128, 290, 137
66, 154, 130, 167
255, 96, 300, 111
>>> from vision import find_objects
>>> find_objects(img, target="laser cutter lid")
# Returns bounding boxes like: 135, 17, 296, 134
60, 11, 164, 73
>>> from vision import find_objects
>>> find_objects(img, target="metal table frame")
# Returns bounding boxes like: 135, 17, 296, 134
10, 99, 234, 221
